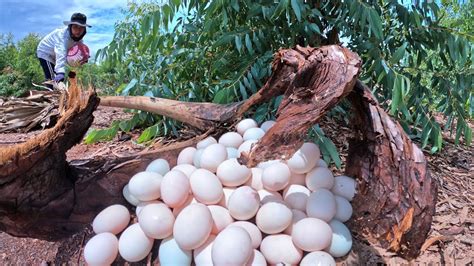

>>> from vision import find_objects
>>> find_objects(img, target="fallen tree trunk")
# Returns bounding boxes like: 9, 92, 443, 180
345, 81, 437, 259
0, 45, 436, 260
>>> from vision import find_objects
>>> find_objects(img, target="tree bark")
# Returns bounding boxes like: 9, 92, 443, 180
0, 45, 437, 260
345, 81, 437, 259
239, 45, 362, 167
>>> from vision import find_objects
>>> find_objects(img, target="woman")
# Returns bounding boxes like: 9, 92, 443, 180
36, 13, 91, 87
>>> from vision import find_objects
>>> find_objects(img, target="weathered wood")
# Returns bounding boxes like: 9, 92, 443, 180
0, 80, 99, 239
100, 96, 242, 131
239, 45, 362, 167
345, 81, 437, 259
0, 80, 204, 239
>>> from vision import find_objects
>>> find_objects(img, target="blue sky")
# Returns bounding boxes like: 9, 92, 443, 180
0, 0, 132, 56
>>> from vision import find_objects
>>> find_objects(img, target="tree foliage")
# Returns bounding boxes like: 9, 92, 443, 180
0, 33, 43, 97
94, 0, 471, 155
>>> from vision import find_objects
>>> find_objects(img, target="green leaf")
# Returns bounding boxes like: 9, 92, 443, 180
322, 136, 342, 169
308, 23, 321, 35
291, 0, 302, 21
235, 35, 242, 53
122, 79, 138, 96
215, 33, 235, 47
141, 15, 151, 37
368, 9, 383, 40
239, 81, 248, 100
245, 34, 254, 54
84, 122, 120, 144
271, 0, 289, 21
213, 88, 234, 104
231, 0, 240, 12
171, 0, 181, 7
137, 124, 160, 143
421, 123, 432, 149
390, 42, 407, 64
464, 124, 472, 146
390, 74, 402, 115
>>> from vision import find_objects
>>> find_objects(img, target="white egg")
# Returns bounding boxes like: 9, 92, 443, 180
122, 184, 140, 206
172, 194, 197, 217
193, 235, 215, 266
227, 186, 260, 220
212, 226, 253, 265
300, 251, 336, 266
317, 159, 328, 168
92, 204, 130, 235
326, 220, 353, 257
256, 159, 280, 169
260, 120, 276, 132
306, 189, 337, 222
287, 150, 312, 174
208, 205, 234, 234
256, 201, 292, 234
200, 143, 227, 173
216, 158, 251, 187
173, 203, 213, 250
260, 234, 303, 265
236, 118, 258, 135
196, 136, 217, 149
138, 203, 174, 239
248, 249, 267, 266
332, 175, 356, 201
226, 147, 239, 159
300, 142, 321, 162
288, 171, 306, 186
218, 132, 243, 148
128, 171, 163, 201
334, 195, 353, 222
228, 221, 262, 249
283, 209, 307, 235
244, 168, 264, 190
258, 189, 284, 205
136, 200, 161, 216
305, 167, 335, 191
159, 237, 192, 266
161, 170, 190, 208
118, 223, 154, 262
287, 142, 320, 174
145, 158, 170, 176
193, 149, 204, 168
243, 127, 265, 141
83, 232, 118, 265
237, 139, 258, 157
291, 217, 333, 252
262, 162, 291, 191
177, 147, 197, 165
172, 164, 197, 178
190, 169, 223, 204
217, 187, 236, 208
283, 184, 311, 212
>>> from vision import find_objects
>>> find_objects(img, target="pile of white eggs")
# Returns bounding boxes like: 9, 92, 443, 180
83, 118, 357, 265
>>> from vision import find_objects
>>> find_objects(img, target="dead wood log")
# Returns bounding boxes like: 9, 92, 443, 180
344, 81, 437, 259
99, 96, 242, 131
239, 45, 362, 167
0, 79, 204, 240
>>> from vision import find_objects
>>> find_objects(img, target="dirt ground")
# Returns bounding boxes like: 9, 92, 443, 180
0, 106, 472, 265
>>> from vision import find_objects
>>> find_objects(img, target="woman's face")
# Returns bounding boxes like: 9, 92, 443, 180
71, 24, 85, 38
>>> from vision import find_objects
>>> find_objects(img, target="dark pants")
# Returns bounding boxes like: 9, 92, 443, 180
38, 57, 55, 89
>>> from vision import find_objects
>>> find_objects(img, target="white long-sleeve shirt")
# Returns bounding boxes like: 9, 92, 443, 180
36, 27, 82, 74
